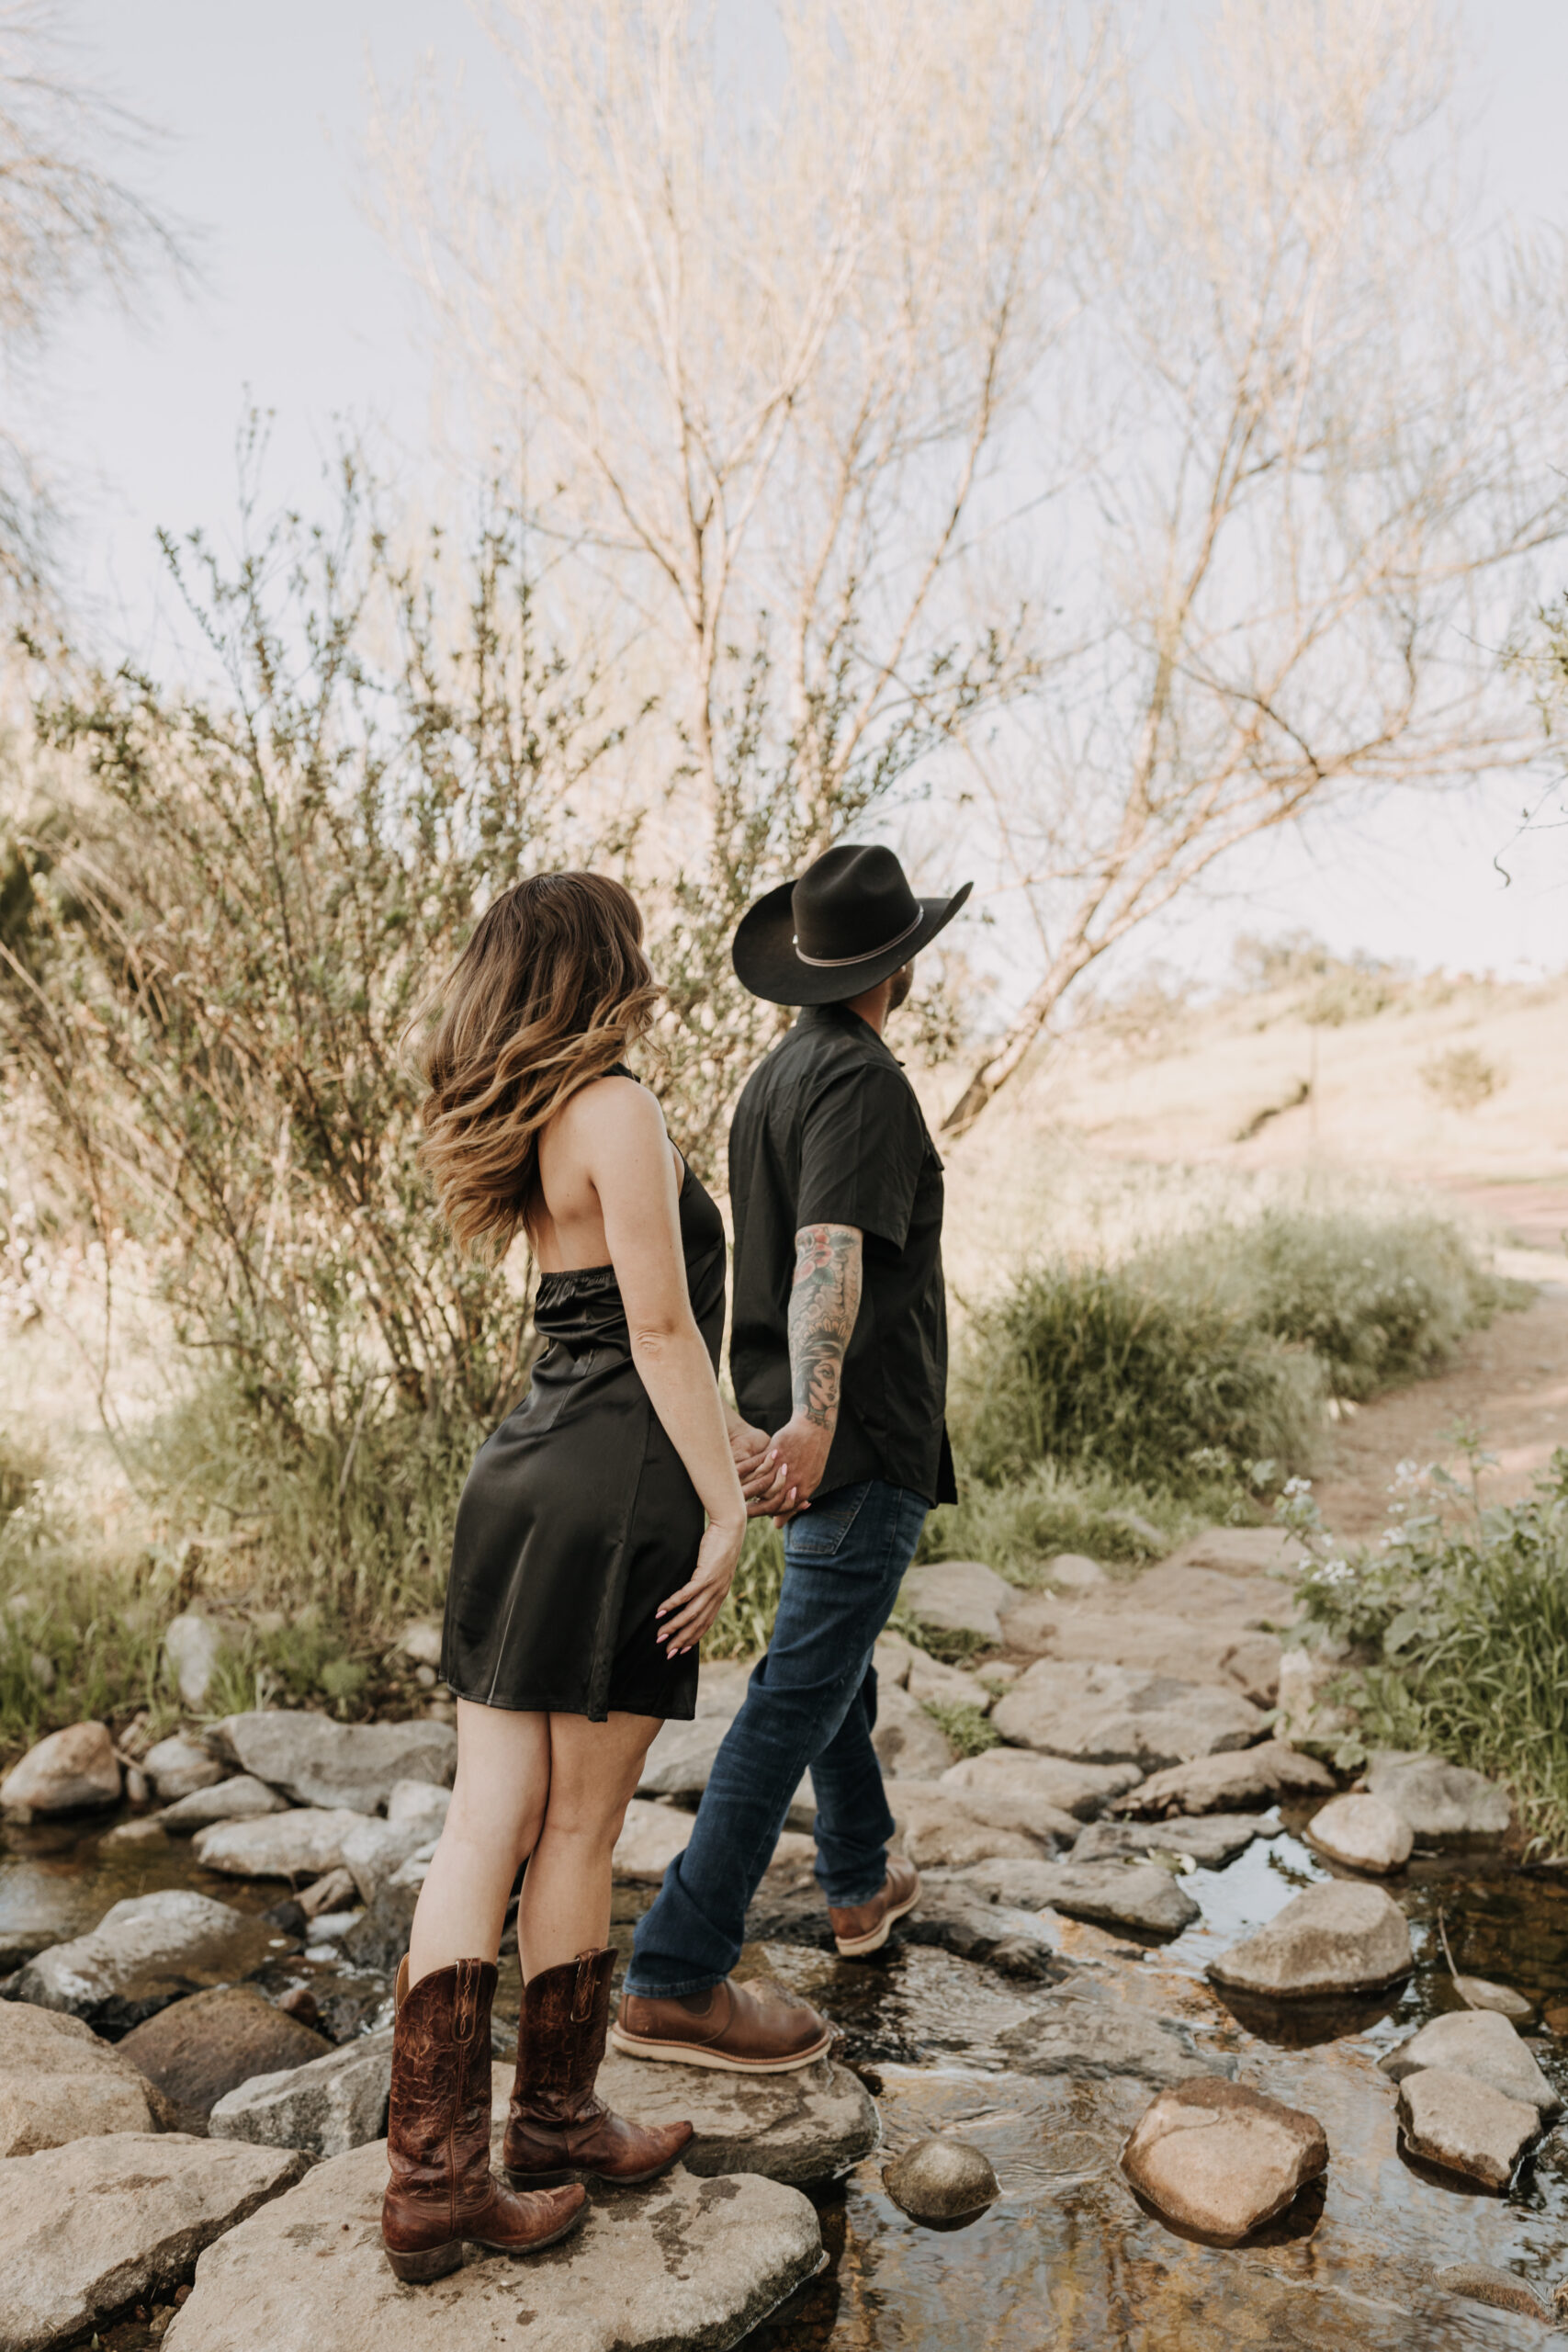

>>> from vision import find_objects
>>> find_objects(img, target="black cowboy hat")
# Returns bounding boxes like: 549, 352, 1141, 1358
732, 843, 973, 1007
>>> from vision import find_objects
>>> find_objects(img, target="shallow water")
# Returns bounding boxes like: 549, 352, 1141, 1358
9, 1801, 1568, 2351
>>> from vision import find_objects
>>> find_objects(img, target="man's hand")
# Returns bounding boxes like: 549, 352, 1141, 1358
764, 1412, 834, 1525
728, 1416, 791, 1517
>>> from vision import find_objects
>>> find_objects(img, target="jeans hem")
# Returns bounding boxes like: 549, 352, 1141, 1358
622, 1969, 726, 2002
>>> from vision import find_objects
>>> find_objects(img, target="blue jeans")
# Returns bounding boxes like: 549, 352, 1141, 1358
624, 1477, 929, 1997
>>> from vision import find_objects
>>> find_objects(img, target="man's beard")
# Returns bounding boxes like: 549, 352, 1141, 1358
887, 961, 915, 1011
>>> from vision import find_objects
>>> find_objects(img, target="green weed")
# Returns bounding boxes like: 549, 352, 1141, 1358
919, 1462, 1195, 1580
920, 1697, 1000, 1758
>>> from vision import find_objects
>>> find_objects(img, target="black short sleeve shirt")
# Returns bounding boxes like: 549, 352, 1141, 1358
727, 1004, 957, 1506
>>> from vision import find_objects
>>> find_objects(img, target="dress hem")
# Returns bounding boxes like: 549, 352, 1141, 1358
442, 1682, 696, 1724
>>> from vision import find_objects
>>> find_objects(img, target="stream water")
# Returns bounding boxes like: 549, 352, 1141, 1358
7, 1798, 1568, 2350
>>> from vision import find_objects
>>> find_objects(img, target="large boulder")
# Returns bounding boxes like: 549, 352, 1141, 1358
1207, 1879, 1413, 1999
0, 2000, 164, 2156
992, 1660, 1264, 1772
142, 1735, 226, 1802
117, 1985, 333, 2128
158, 1775, 289, 1834
192, 1805, 367, 1881
510, 2052, 876, 2187
205, 1711, 457, 1815
995, 1602, 1282, 1708
1397, 2069, 1540, 2189
11, 1891, 289, 2036
1379, 2010, 1560, 2116
998, 1988, 1235, 2086
1365, 1751, 1512, 1847
1113, 1741, 1334, 1818
0, 1721, 120, 1818
211, 2030, 394, 2159
955, 1856, 1200, 1939
1121, 2077, 1327, 2245
1304, 1793, 1413, 1876
884, 1780, 1074, 1870
870, 1679, 954, 1779
1071, 1815, 1267, 1870
161, 2137, 822, 2352
899, 1558, 1014, 1645
637, 1715, 731, 1800
942, 1748, 1142, 1820
1, 2133, 303, 2352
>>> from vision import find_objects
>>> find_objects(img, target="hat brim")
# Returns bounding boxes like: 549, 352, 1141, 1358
731, 877, 974, 1007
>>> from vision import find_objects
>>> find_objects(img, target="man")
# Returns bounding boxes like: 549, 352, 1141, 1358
614, 842, 970, 2071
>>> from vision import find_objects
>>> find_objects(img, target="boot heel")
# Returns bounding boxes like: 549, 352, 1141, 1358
384, 2238, 463, 2284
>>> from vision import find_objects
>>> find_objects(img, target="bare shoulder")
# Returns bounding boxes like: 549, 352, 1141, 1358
557, 1069, 668, 1156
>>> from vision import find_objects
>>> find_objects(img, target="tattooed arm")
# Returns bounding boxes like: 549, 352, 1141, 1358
767, 1222, 863, 1521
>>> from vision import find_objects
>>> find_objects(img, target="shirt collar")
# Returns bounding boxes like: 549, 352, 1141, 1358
794, 1002, 903, 1065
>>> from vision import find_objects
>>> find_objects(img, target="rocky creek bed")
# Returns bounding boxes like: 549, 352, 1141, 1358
6, 1535, 1568, 2349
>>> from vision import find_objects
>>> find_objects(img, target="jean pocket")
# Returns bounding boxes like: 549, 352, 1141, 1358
785, 1481, 872, 1562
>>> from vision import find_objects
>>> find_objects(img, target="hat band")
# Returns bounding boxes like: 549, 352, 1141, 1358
792, 905, 924, 969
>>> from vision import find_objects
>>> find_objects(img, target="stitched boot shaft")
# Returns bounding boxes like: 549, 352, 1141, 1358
504, 1947, 694, 2187
381, 1958, 584, 2281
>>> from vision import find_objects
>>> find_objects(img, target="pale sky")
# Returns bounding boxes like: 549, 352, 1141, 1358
24, 0, 1568, 987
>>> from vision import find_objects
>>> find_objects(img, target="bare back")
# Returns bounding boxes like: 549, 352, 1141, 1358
531, 1073, 686, 1277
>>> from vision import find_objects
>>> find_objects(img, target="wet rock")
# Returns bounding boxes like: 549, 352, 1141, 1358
1, 2131, 305, 2352
883, 2136, 998, 2222
143, 1735, 226, 1802
1451, 1977, 1534, 2022
341, 1860, 424, 1973
1121, 2076, 1327, 2245
958, 1856, 1200, 1937
0, 1999, 164, 2155
861, 1874, 1064, 1980
942, 1748, 1143, 1820
1304, 1792, 1413, 1875
871, 1679, 955, 1779
1044, 1552, 1106, 1591
899, 1558, 1013, 1645
510, 2052, 876, 2187
164, 1613, 226, 1712
638, 1714, 730, 1799
206, 1711, 457, 1815
1380, 2009, 1561, 2115
998, 1988, 1235, 2086
612, 1795, 694, 1881
1365, 1750, 1512, 1847
158, 1774, 289, 1833
193, 1804, 367, 1881
1114, 1740, 1335, 1817
12, 1890, 290, 2036
1397, 2067, 1540, 2188
1207, 1879, 1413, 1998
884, 1780, 1075, 1870
211, 2028, 393, 2157
1070, 1814, 1268, 1870
118, 1985, 333, 2126
0, 1860, 101, 1973
162, 2137, 822, 2352
992, 1660, 1264, 1772
101, 1814, 169, 1849
1430, 2263, 1555, 2321
0, 1720, 121, 1818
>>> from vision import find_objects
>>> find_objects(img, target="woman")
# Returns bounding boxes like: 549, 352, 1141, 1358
382, 872, 784, 2286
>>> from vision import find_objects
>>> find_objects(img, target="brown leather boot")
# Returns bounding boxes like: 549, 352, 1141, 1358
503, 1947, 694, 2188
381, 1956, 586, 2283
613, 1973, 833, 2073
829, 1856, 920, 1957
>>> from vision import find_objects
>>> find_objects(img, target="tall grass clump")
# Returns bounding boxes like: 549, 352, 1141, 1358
919, 1461, 1193, 1579
1290, 1449, 1568, 1849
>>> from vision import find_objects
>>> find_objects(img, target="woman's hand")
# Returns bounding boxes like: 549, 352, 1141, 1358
656, 1514, 745, 1657
728, 1415, 793, 1516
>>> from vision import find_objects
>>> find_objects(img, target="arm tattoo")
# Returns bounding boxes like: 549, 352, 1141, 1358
788, 1223, 863, 1432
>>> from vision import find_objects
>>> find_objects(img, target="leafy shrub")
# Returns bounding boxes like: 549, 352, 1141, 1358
919, 1461, 1193, 1579
1420, 1046, 1507, 1113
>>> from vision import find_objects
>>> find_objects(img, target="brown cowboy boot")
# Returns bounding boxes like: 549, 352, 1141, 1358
502, 1947, 694, 2188
381, 1956, 586, 2283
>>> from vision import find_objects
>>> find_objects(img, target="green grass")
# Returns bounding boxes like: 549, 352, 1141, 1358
920, 1697, 1000, 1758
919, 1461, 1198, 1580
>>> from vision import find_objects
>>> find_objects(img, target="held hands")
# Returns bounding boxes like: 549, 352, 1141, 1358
761, 1412, 834, 1526
656, 1514, 745, 1657
729, 1416, 795, 1519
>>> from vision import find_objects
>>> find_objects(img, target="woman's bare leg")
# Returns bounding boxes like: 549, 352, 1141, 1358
515, 1712, 660, 1979
408, 1700, 551, 1987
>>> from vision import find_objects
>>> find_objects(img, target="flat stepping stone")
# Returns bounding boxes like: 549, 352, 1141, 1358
11, 1891, 290, 2036
1398, 2068, 1541, 2189
956, 1856, 1200, 1938
1, 2131, 304, 2352
1366, 1750, 1512, 1847
1380, 2009, 1561, 2115
0, 1999, 164, 2156
158, 1776, 288, 1832
1305, 1793, 1412, 1875
884, 1780, 1074, 1870
1070, 1814, 1268, 1870
1208, 1880, 1412, 1999
998, 1987, 1235, 2086
942, 1750, 1142, 1819
193, 1806, 369, 1881
1121, 2077, 1327, 2245
161, 2136, 822, 2352
207, 1712, 457, 1815
993, 1603, 1281, 1709
991, 1661, 1264, 1773
1115, 1741, 1334, 1818
900, 1559, 1014, 1644
494, 2052, 876, 2188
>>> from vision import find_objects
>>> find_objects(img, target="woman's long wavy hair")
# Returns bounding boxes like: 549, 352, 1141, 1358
419, 872, 660, 1256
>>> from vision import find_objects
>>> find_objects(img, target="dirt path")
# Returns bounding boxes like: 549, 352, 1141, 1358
1314, 1242, 1568, 1540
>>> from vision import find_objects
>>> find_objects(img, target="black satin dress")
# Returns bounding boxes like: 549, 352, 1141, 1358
439, 1130, 727, 1723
